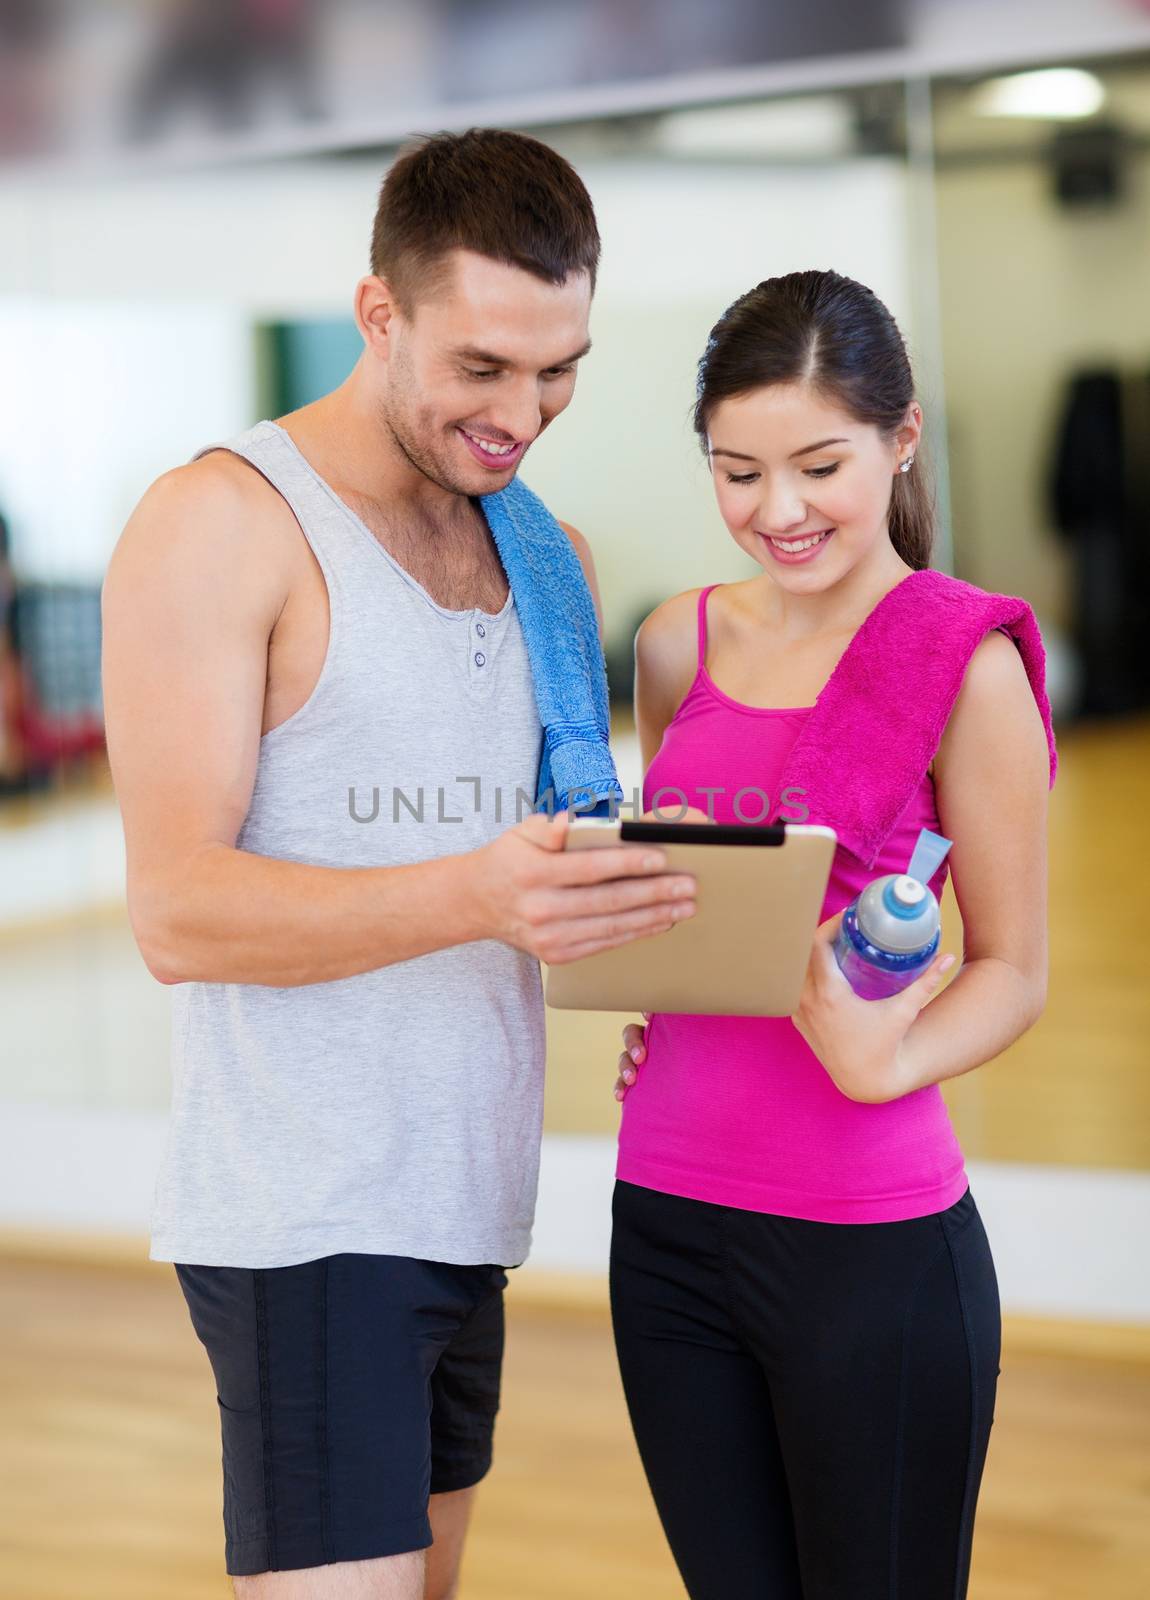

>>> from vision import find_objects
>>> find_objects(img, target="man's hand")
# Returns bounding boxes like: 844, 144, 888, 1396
465, 811, 696, 965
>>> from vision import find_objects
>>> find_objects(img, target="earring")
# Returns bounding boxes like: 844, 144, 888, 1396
899, 455, 915, 474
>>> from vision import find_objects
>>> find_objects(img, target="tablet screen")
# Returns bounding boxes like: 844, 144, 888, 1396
618, 820, 787, 847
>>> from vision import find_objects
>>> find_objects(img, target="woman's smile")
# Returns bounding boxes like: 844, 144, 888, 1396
757, 527, 836, 564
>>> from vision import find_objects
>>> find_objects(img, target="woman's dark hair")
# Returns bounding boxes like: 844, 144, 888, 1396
371, 128, 600, 313
694, 270, 933, 570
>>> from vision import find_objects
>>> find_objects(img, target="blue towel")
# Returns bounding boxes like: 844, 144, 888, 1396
480, 476, 623, 815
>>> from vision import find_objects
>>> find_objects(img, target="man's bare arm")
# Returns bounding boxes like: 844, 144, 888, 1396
102, 464, 694, 988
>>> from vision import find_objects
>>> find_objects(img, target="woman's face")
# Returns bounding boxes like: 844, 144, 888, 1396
706, 382, 920, 589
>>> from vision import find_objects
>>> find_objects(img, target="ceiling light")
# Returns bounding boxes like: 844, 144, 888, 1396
970, 68, 1106, 121
657, 98, 854, 159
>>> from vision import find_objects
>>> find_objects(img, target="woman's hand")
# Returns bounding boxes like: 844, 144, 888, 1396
792, 912, 957, 1104
614, 1012, 650, 1101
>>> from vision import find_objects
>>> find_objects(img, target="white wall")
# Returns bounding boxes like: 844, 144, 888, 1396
0, 160, 378, 574
0, 301, 253, 579
0, 162, 379, 309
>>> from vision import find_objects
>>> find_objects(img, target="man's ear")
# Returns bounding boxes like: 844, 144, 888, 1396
355, 275, 399, 358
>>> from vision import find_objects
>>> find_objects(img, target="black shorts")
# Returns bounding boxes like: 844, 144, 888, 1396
176, 1253, 507, 1577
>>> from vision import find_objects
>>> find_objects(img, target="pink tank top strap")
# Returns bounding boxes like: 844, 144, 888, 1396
696, 584, 720, 671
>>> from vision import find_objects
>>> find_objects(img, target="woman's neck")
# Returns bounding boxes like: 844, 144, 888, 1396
758, 542, 914, 642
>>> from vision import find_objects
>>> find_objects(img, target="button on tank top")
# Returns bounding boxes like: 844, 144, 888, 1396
616, 584, 968, 1224
150, 421, 547, 1269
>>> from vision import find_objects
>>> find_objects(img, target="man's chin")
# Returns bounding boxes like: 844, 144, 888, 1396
407, 454, 498, 500
452, 455, 524, 498
469, 464, 521, 495
441, 464, 518, 500
402, 434, 526, 498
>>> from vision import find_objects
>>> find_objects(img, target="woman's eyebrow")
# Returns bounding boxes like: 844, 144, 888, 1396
790, 437, 849, 458
709, 436, 850, 463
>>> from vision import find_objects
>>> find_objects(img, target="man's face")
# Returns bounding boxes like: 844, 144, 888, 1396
380, 249, 593, 497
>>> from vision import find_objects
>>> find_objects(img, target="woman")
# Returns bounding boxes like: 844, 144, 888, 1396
609, 270, 1056, 1599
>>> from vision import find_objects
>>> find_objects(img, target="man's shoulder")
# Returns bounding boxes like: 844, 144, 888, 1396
144, 449, 283, 521
106, 449, 298, 613
555, 517, 590, 558
126, 450, 297, 555
552, 519, 603, 635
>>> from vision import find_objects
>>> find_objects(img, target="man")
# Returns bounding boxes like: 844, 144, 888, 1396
102, 128, 695, 1599
0, 509, 25, 791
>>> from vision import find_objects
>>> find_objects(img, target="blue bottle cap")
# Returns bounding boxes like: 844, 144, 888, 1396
882, 876, 928, 920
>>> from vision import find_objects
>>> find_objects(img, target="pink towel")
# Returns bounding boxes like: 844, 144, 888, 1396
770, 568, 1058, 867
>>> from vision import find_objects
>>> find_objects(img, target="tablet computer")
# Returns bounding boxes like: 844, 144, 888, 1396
544, 818, 837, 1018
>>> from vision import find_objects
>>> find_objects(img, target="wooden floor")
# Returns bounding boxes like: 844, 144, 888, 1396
1, 1260, 1148, 1599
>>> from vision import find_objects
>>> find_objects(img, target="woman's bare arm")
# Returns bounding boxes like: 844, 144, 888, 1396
895, 628, 1051, 1093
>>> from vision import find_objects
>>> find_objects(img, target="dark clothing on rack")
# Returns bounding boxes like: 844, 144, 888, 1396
1050, 368, 1150, 714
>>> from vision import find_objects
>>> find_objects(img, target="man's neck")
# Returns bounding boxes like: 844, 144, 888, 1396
280, 376, 468, 524
272, 377, 509, 611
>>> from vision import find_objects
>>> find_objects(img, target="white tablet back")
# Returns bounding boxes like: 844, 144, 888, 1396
545, 820, 837, 1017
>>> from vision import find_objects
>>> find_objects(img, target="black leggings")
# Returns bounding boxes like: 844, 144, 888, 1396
609, 1181, 1000, 1600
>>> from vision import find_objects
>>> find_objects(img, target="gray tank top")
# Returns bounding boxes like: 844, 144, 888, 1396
149, 420, 547, 1269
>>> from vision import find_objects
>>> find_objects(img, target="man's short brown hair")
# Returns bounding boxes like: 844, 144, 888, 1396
370, 128, 600, 312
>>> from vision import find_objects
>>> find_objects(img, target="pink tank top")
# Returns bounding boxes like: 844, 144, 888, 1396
616, 583, 969, 1224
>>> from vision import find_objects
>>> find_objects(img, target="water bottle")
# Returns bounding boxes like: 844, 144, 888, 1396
833, 829, 952, 1001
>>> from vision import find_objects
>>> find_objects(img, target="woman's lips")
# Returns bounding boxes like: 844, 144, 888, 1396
457, 427, 526, 471
758, 528, 835, 565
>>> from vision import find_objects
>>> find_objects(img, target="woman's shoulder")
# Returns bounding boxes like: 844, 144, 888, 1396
937, 628, 1040, 751
634, 587, 709, 710
635, 586, 706, 657
902, 565, 1039, 616
637, 576, 764, 640
879, 568, 1047, 671
890, 570, 1057, 789
934, 626, 1053, 798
